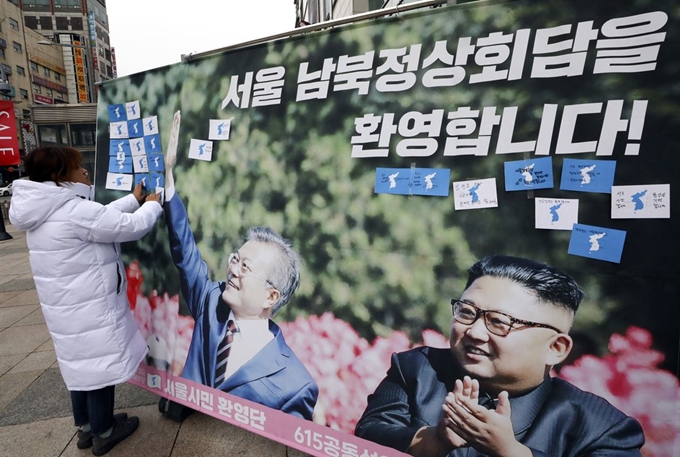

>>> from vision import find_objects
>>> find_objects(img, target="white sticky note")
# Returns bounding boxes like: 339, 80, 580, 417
188, 139, 214, 161
142, 115, 159, 136
126, 100, 141, 120
611, 184, 670, 219
535, 198, 579, 230
132, 154, 149, 173
110, 121, 129, 139
208, 119, 232, 140
105, 173, 133, 191
453, 178, 498, 210
129, 137, 146, 156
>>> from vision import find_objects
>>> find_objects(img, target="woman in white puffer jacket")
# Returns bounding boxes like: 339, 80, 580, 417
9, 146, 162, 456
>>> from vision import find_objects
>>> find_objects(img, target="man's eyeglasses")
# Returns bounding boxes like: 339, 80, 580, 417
228, 253, 277, 289
451, 299, 562, 337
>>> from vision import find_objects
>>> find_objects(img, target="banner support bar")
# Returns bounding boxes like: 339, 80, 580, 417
182, 0, 454, 62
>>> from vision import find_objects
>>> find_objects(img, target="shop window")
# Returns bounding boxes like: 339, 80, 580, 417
55, 17, 69, 29
39, 16, 52, 29
38, 124, 68, 145
24, 16, 38, 30
70, 123, 96, 147
70, 17, 83, 30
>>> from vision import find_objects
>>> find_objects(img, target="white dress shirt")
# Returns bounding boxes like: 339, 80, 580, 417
223, 313, 274, 380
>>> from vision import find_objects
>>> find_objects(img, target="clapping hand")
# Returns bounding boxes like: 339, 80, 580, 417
442, 376, 530, 457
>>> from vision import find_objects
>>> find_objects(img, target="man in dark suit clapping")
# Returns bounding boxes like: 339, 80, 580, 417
355, 255, 644, 456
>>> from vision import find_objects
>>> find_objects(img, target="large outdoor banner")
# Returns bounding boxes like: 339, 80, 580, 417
94, 1, 679, 456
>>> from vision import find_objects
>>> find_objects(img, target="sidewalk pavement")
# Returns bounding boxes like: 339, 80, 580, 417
0, 223, 312, 457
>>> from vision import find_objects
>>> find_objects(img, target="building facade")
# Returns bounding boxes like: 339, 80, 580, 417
25, 25, 70, 106
19, 0, 113, 103
295, 0, 426, 25
0, 0, 108, 183
1, 0, 71, 181
32, 102, 97, 173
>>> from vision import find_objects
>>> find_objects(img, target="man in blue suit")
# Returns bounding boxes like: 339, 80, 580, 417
162, 112, 318, 420
355, 255, 645, 456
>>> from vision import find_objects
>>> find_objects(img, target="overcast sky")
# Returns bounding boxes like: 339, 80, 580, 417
106, 1, 297, 77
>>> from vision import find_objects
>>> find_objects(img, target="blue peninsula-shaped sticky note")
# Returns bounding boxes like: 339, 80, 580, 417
411, 168, 451, 196
149, 172, 165, 190
127, 119, 144, 138
148, 154, 164, 172
568, 223, 626, 263
134, 174, 151, 189
107, 104, 126, 122
504, 157, 553, 191
108, 156, 133, 174
109, 140, 130, 156
374, 168, 411, 195
560, 159, 616, 193
144, 134, 162, 153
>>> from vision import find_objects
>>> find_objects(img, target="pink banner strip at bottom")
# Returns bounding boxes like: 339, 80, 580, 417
129, 363, 404, 457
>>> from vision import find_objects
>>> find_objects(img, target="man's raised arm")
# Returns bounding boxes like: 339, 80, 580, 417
164, 110, 215, 319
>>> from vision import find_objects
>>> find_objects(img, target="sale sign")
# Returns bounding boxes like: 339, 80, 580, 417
0, 100, 20, 166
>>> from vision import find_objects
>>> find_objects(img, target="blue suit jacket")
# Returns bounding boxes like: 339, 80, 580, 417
355, 347, 645, 456
165, 194, 318, 420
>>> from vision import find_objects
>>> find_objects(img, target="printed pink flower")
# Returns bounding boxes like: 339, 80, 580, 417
421, 329, 449, 349
280, 313, 446, 432
126, 263, 194, 376
559, 327, 680, 457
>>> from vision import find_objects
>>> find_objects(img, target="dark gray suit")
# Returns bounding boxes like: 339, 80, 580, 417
355, 347, 644, 456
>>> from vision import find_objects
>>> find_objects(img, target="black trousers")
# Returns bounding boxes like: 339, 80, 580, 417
70, 385, 115, 436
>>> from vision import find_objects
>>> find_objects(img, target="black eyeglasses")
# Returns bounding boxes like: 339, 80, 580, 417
451, 299, 562, 337
228, 253, 277, 289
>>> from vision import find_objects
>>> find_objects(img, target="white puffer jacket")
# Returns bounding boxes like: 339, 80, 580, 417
9, 179, 163, 391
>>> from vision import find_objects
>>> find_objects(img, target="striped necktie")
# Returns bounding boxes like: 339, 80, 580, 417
214, 319, 238, 385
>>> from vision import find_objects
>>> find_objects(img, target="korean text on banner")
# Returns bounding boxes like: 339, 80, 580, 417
73, 41, 88, 103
